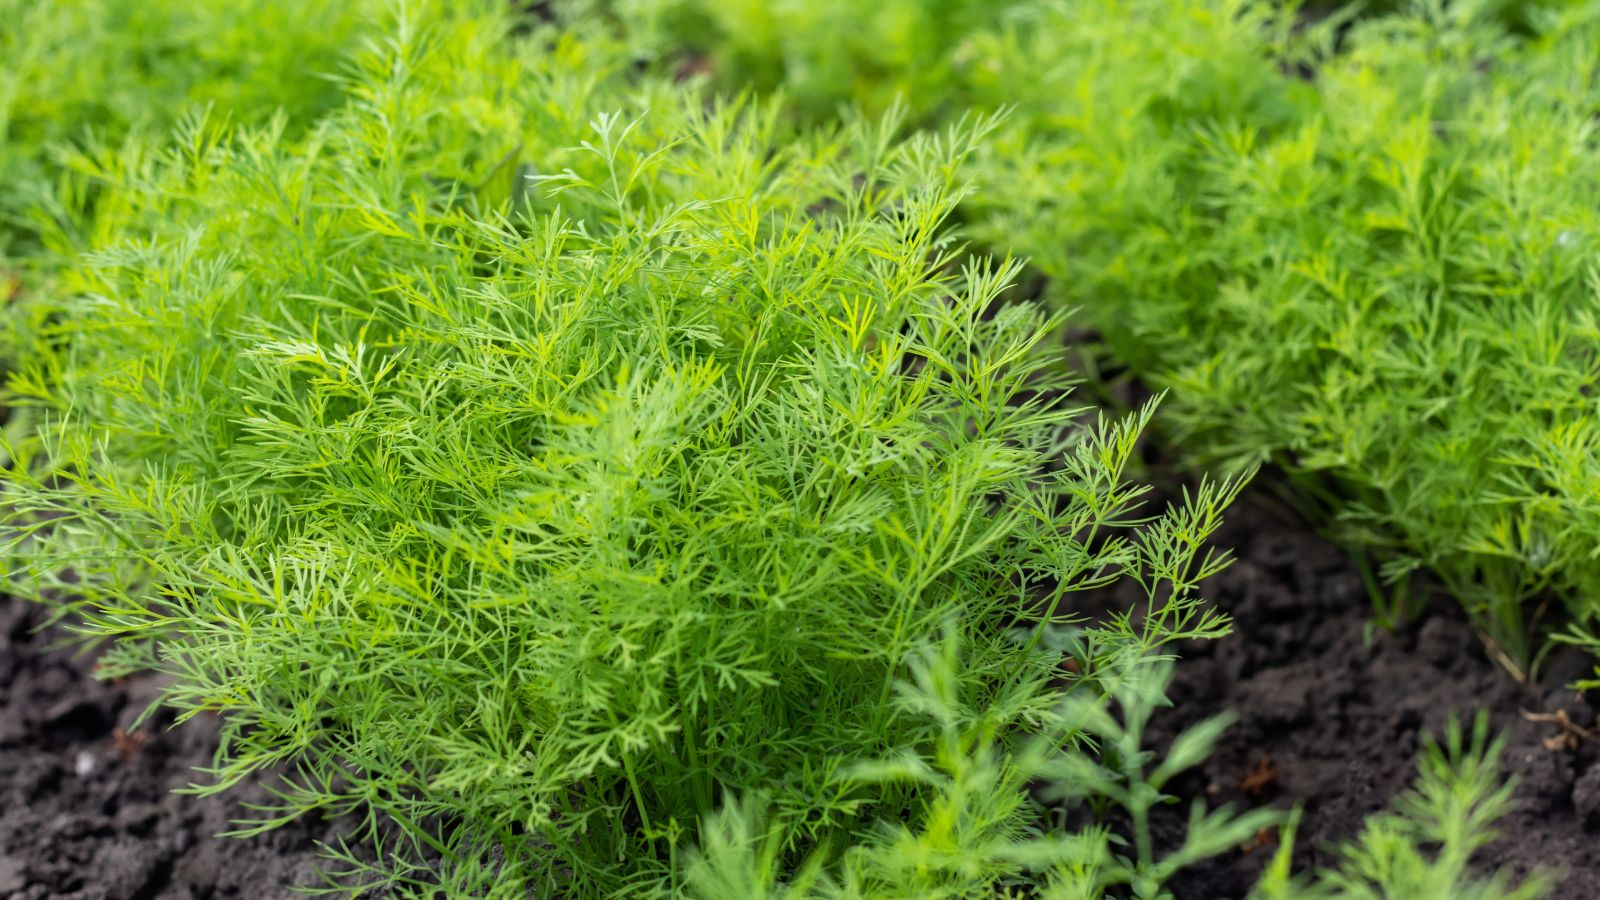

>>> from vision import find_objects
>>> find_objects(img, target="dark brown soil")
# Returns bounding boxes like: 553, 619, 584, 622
4, 491, 1600, 898
1145, 495, 1600, 899
0, 597, 348, 899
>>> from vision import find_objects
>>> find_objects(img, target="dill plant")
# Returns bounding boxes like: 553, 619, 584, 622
0, 5, 1259, 894
683, 648, 1283, 898
0, 0, 398, 264
688, 658, 1549, 900
619, 0, 1600, 672
974, 0, 1600, 670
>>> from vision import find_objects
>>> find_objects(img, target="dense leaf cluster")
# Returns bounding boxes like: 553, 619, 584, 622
628, 0, 1600, 674
2, 3, 1252, 894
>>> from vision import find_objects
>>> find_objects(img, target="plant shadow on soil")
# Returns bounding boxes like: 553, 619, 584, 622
3, 491, 1600, 898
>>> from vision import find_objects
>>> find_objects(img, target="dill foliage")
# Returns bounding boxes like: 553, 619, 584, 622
976, 0, 1600, 672
693, 666, 1549, 900
1, 5, 1257, 894
0, 2, 1560, 896
625, 0, 1600, 671
0, 0, 395, 264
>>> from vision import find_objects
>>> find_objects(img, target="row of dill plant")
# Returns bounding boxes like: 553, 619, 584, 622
0, 0, 1558, 896
616, 0, 1600, 677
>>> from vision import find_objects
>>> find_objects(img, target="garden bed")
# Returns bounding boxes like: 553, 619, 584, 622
3, 488, 1593, 897
3, 3, 1596, 894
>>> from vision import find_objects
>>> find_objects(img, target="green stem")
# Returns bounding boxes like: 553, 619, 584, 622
623, 753, 653, 837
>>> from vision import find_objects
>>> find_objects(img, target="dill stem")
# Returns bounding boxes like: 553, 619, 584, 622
623, 752, 653, 836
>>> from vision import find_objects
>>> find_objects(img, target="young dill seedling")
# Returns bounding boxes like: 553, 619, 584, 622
1254, 714, 1554, 900
684, 634, 1279, 899
683, 641, 1550, 899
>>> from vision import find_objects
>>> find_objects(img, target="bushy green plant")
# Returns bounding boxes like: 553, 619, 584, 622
3, 3, 1562, 896
0, 5, 1254, 893
618, 0, 1600, 672
977, 0, 1600, 670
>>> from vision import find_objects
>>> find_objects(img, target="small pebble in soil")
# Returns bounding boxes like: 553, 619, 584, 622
73, 750, 96, 777
0, 854, 25, 895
